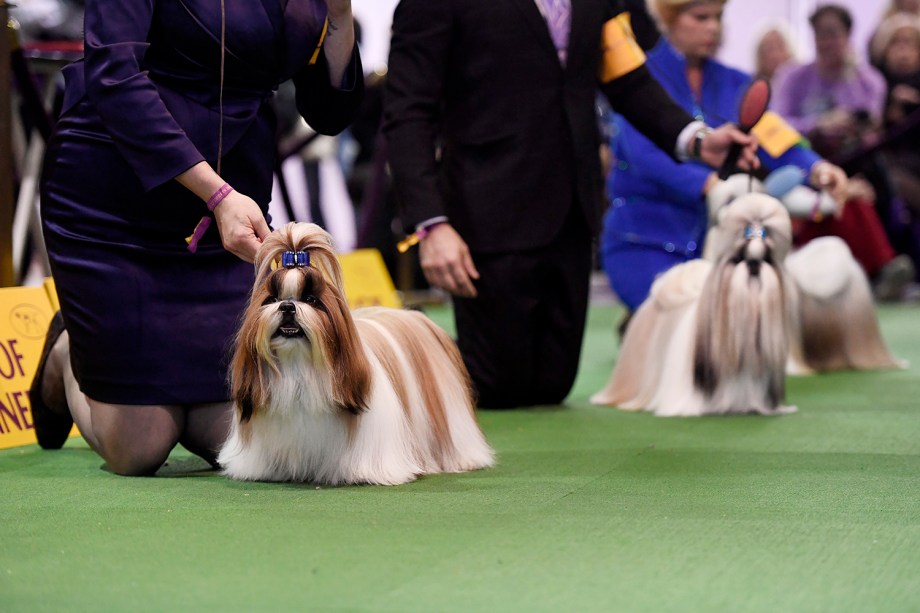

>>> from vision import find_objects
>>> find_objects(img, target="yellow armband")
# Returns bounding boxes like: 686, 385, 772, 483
751, 111, 804, 158
599, 13, 646, 83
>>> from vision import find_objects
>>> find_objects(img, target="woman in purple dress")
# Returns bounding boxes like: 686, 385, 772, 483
31, 0, 363, 475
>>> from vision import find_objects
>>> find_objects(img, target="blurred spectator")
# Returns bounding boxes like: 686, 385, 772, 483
871, 13, 920, 124
868, 13, 920, 281
869, 0, 920, 69
772, 5, 917, 300
9, 0, 84, 42
271, 79, 358, 252
754, 24, 796, 82
772, 4, 886, 143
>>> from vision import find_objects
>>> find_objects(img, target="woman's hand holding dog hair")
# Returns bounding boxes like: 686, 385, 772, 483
176, 161, 270, 263
212, 191, 271, 263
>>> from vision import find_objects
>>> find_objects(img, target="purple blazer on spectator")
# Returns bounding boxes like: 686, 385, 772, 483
770, 60, 886, 136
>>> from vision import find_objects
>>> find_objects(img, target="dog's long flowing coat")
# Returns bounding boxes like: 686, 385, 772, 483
218, 223, 495, 484
592, 193, 797, 416
592, 191, 903, 417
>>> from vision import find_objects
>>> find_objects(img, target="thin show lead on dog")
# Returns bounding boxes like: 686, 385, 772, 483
217, 223, 495, 485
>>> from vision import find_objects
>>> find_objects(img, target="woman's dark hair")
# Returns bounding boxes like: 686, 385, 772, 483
810, 4, 853, 34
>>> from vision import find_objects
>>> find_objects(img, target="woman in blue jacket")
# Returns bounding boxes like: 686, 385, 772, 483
600, 0, 845, 314
31, 0, 363, 475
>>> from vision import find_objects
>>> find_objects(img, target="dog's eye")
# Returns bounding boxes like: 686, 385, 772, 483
304, 295, 320, 307
262, 296, 278, 306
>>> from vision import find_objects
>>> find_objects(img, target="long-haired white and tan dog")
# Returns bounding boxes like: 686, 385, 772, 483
592, 187, 903, 417
217, 222, 495, 485
592, 193, 797, 416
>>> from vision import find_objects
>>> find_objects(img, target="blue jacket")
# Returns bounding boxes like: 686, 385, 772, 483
600, 38, 819, 308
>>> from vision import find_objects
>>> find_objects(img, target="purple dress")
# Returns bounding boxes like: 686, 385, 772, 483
40, 0, 362, 404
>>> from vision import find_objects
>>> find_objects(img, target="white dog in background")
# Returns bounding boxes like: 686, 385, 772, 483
592, 180, 903, 417
218, 222, 495, 485
592, 192, 797, 416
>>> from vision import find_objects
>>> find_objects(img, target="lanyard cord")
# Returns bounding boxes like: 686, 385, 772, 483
217, 0, 226, 174
185, 1, 227, 253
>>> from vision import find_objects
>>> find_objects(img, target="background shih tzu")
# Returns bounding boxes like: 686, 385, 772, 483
218, 222, 495, 485
592, 178, 904, 417
592, 192, 797, 416
784, 237, 905, 373
720, 169, 904, 374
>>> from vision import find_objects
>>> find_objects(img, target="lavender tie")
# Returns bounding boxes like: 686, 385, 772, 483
536, 0, 571, 64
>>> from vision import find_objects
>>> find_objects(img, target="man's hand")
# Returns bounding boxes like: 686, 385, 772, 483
699, 124, 760, 172
418, 224, 480, 298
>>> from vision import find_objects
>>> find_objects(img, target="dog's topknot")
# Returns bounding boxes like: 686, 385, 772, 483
255, 222, 345, 290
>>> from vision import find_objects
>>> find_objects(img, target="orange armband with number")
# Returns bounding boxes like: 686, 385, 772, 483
599, 13, 646, 83
751, 111, 805, 158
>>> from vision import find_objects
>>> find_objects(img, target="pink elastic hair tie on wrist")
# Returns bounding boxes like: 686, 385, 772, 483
186, 183, 234, 253
207, 183, 233, 211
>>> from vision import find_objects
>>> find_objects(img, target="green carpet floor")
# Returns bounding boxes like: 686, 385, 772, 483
2, 303, 918, 612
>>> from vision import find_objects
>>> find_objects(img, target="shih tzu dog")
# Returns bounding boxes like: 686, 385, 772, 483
592, 192, 797, 416
592, 180, 903, 417
784, 237, 905, 373
217, 222, 495, 485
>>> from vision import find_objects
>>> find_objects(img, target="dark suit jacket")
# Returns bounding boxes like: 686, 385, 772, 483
382, 0, 690, 253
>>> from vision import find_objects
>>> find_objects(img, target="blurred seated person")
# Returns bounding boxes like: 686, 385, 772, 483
869, 0, 920, 70
599, 0, 849, 320
754, 23, 796, 82
871, 13, 920, 143
9, 0, 84, 42
867, 13, 920, 280
772, 4, 886, 146
770, 4, 915, 300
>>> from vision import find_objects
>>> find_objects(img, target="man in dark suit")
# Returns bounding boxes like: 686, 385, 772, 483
381, 0, 755, 408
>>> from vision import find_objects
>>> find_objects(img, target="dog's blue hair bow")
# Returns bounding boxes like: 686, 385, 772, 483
744, 225, 767, 240
281, 250, 310, 268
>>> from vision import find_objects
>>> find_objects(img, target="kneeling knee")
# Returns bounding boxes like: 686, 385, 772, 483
96, 434, 176, 476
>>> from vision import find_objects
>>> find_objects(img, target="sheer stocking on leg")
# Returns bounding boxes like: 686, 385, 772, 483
61, 350, 184, 476
179, 402, 234, 468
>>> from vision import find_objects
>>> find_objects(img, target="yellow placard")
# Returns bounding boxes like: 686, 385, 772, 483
0, 284, 77, 450
599, 12, 646, 83
752, 111, 804, 159
338, 249, 402, 309
43, 276, 60, 311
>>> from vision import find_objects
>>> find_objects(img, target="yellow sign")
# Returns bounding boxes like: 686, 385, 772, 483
0, 285, 76, 449
43, 277, 60, 311
339, 249, 402, 309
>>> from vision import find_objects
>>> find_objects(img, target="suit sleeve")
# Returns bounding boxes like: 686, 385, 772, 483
292, 44, 365, 136
83, 0, 205, 191
380, 0, 452, 230
596, 11, 694, 159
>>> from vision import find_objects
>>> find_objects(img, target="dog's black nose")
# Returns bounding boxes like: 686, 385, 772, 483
746, 259, 761, 276
279, 301, 296, 314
